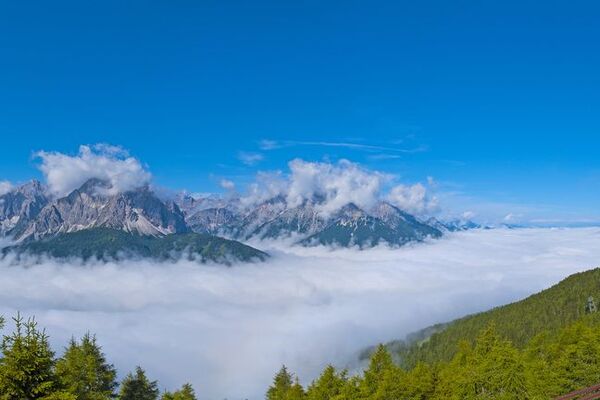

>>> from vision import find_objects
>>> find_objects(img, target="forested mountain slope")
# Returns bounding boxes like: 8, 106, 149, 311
395, 267, 600, 367
2, 228, 268, 264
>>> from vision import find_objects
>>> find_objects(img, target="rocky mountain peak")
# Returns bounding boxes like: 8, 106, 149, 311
0, 180, 50, 236
12, 180, 188, 241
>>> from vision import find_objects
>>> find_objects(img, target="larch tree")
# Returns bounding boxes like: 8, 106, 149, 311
161, 383, 197, 400
0, 314, 59, 400
119, 366, 159, 400
306, 365, 347, 400
267, 366, 294, 400
55, 333, 118, 399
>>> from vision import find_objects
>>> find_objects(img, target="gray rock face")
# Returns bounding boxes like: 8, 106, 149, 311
425, 217, 481, 232
249, 201, 327, 240
186, 207, 241, 236
0, 180, 49, 237
232, 196, 287, 240
300, 203, 417, 248
370, 202, 442, 240
178, 193, 445, 248
15, 179, 188, 241
175, 193, 232, 216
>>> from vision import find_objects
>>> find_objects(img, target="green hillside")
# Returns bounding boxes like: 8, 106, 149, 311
396, 267, 600, 367
305, 268, 600, 399
2, 228, 269, 264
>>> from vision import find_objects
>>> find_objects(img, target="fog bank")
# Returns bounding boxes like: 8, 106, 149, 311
1, 228, 600, 399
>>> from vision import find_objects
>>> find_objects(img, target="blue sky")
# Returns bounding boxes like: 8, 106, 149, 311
1, 1, 599, 224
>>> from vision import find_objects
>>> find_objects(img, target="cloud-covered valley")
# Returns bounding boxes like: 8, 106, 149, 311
1, 228, 600, 399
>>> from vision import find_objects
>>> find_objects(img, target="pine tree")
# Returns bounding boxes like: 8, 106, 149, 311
161, 383, 197, 400
119, 367, 159, 400
360, 345, 395, 397
372, 365, 406, 400
0, 314, 58, 399
336, 376, 361, 400
551, 321, 600, 394
402, 362, 435, 400
523, 332, 560, 398
287, 378, 306, 400
306, 365, 347, 400
267, 366, 295, 400
440, 325, 529, 400
55, 333, 118, 399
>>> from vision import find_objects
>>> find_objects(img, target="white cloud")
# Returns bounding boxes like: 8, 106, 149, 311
387, 183, 439, 215
268, 140, 428, 154
220, 179, 236, 191
0, 181, 13, 196
462, 211, 476, 220
258, 140, 281, 150
241, 171, 288, 207
36, 144, 152, 198
1, 228, 599, 399
238, 152, 264, 166
239, 159, 440, 217
286, 159, 387, 215
503, 212, 525, 223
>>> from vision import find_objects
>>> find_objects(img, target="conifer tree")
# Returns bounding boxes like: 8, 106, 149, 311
523, 332, 560, 398
306, 365, 347, 400
401, 362, 435, 400
337, 376, 361, 400
435, 325, 529, 400
372, 364, 406, 400
55, 333, 118, 400
551, 321, 600, 394
119, 367, 159, 400
360, 345, 395, 397
0, 314, 58, 399
161, 383, 197, 400
287, 378, 306, 400
267, 366, 294, 400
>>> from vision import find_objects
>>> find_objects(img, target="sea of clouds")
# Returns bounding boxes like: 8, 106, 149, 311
1, 228, 600, 399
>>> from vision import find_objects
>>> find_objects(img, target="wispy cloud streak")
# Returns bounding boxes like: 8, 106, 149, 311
259, 139, 428, 154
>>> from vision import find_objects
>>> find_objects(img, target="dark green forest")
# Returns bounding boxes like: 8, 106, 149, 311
2, 268, 600, 399
1, 228, 268, 264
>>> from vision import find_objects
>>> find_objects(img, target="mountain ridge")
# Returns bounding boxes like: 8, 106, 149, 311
2, 228, 268, 264
0, 179, 482, 252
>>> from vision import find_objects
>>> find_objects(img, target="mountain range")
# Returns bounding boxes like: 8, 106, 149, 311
0, 179, 480, 261
175, 193, 460, 248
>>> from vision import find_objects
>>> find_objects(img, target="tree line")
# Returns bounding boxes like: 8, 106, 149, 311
0, 314, 196, 400
3, 312, 600, 399
267, 314, 600, 400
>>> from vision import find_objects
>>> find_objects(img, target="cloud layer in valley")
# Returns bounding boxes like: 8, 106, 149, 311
1, 228, 600, 399
35, 144, 152, 197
